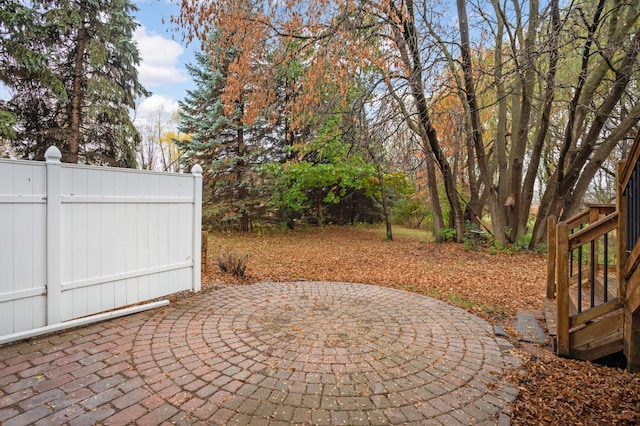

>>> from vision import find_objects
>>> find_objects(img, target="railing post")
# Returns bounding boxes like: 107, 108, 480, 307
547, 215, 557, 299
45, 146, 62, 325
556, 221, 570, 356
617, 159, 634, 368
191, 164, 203, 293
617, 161, 628, 302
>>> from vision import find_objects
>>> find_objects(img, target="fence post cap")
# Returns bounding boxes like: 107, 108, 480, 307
191, 164, 203, 176
44, 146, 62, 163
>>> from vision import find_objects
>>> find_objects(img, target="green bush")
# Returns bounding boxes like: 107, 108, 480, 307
391, 197, 430, 228
439, 228, 456, 242
463, 239, 474, 251
534, 242, 547, 255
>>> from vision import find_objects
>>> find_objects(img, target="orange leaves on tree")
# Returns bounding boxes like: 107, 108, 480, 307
175, 0, 393, 131
176, 0, 276, 126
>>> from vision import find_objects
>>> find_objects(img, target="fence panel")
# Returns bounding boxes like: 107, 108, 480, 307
0, 147, 201, 341
0, 159, 47, 335
58, 165, 196, 320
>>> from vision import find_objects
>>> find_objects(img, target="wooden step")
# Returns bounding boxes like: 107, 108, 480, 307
568, 307, 624, 361
544, 294, 622, 360
542, 297, 557, 336
593, 274, 617, 300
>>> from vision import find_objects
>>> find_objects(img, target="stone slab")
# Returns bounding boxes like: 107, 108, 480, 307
515, 313, 547, 344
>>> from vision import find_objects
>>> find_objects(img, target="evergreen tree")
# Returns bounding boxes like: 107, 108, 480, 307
1, 1, 65, 139
178, 42, 272, 232
1, 0, 147, 166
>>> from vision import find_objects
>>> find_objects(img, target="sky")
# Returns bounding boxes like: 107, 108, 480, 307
132, 0, 197, 127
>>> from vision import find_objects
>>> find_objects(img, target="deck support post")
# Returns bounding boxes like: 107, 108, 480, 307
618, 160, 637, 370
625, 309, 640, 372
556, 222, 570, 356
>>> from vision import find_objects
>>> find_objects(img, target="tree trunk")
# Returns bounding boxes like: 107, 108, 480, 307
393, 0, 465, 241
504, 0, 539, 242
377, 165, 393, 241
522, 0, 560, 247
530, 171, 563, 246
555, 0, 606, 189
565, 106, 640, 215
531, 24, 640, 246
68, 1, 88, 164
317, 191, 323, 225
236, 118, 249, 233
457, 0, 504, 242
490, 0, 509, 231
424, 149, 444, 242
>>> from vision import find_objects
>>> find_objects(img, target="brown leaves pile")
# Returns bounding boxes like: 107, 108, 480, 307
203, 225, 545, 322
202, 225, 640, 424
509, 350, 640, 425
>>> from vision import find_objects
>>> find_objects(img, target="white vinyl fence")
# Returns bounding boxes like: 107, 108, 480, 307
0, 146, 202, 343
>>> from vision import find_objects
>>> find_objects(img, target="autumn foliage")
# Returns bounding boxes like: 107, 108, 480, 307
175, 0, 384, 128
509, 351, 640, 425
176, 0, 640, 249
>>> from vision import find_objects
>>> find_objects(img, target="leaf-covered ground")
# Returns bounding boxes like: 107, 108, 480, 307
202, 225, 640, 424
508, 350, 640, 425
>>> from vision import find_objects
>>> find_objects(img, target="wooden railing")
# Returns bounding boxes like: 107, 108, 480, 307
549, 205, 621, 356
546, 130, 640, 369
547, 205, 617, 299
621, 134, 640, 258
620, 129, 640, 371
621, 132, 640, 305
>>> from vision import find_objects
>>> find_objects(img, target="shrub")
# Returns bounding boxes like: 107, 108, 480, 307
534, 242, 547, 255
217, 252, 248, 277
439, 228, 456, 242
463, 238, 474, 251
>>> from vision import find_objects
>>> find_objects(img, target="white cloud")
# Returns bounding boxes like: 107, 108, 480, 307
135, 94, 180, 127
134, 26, 187, 87
0, 83, 10, 101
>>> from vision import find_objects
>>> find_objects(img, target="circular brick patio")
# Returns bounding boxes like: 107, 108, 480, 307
0, 282, 519, 425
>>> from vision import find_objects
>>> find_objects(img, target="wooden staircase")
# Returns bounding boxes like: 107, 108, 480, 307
544, 205, 624, 361
545, 129, 640, 371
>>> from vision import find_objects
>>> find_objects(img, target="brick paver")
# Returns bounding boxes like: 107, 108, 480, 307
0, 282, 520, 424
